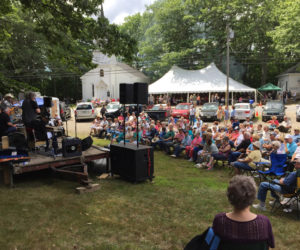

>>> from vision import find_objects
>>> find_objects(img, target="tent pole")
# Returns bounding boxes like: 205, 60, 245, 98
187, 93, 189, 102
231, 92, 234, 106
209, 92, 211, 103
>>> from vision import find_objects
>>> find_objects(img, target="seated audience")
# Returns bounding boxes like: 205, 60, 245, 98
0, 107, 17, 137
90, 115, 101, 136
278, 116, 292, 132
232, 141, 261, 175
229, 132, 251, 163
171, 130, 192, 158
253, 158, 300, 211
206, 137, 231, 170
267, 116, 279, 129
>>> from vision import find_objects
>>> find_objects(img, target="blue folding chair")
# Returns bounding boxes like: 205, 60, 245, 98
256, 153, 287, 181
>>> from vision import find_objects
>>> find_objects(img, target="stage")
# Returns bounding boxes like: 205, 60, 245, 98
0, 146, 109, 187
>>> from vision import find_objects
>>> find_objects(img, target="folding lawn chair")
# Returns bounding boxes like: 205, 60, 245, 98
270, 169, 300, 219
255, 153, 287, 182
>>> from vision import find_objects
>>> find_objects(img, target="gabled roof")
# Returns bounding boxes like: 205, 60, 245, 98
278, 62, 300, 76
149, 63, 255, 94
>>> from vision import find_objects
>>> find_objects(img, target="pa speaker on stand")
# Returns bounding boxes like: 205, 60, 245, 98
119, 83, 134, 104
133, 82, 148, 104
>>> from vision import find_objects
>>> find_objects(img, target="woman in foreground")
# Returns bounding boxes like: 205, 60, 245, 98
213, 175, 275, 249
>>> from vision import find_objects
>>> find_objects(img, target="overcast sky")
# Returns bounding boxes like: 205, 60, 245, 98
103, 0, 155, 24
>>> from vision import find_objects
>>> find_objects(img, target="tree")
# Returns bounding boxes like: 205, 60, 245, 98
121, 0, 297, 87
269, 0, 300, 58
0, 0, 136, 98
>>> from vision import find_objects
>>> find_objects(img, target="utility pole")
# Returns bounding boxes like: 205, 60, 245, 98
226, 24, 230, 108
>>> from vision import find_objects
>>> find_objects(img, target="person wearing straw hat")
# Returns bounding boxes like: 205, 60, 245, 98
1, 93, 14, 109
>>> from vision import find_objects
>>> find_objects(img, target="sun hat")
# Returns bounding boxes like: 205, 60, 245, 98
253, 141, 261, 149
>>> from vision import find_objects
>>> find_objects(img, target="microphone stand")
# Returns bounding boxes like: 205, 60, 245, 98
123, 104, 126, 146
136, 104, 139, 148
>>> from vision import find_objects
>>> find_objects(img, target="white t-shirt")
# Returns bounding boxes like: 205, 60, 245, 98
190, 107, 196, 116
294, 146, 300, 159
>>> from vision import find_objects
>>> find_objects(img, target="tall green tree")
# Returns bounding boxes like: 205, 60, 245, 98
121, 0, 298, 87
0, 0, 136, 99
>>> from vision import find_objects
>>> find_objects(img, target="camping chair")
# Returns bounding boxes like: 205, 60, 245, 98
255, 153, 287, 182
270, 169, 300, 219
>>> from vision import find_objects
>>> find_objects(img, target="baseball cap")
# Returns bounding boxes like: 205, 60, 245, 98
285, 134, 293, 139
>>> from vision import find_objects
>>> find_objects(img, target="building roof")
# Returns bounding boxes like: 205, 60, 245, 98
81, 51, 149, 82
279, 62, 300, 76
149, 63, 255, 94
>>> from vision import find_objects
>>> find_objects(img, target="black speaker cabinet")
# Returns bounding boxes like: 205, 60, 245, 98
110, 144, 154, 182
119, 83, 134, 104
62, 137, 82, 157
43, 96, 52, 107
134, 82, 148, 104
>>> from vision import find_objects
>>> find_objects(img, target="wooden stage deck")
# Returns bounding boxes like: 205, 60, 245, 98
1, 146, 109, 187
14, 146, 109, 174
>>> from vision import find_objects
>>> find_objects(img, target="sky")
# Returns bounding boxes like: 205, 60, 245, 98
103, 0, 155, 25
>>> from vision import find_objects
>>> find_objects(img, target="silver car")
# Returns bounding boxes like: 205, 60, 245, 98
75, 102, 97, 121
234, 103, 255, 120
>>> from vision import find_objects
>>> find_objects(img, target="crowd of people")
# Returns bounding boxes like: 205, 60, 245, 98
91, 107, 300, 216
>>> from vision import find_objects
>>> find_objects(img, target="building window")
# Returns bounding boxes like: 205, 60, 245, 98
100, 69, 104, 77
92, 84, 95, 97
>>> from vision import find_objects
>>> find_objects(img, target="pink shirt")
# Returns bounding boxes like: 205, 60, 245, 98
191, 136, 202, 147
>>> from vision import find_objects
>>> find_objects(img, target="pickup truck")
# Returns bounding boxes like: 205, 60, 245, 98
145, 104, 171, 121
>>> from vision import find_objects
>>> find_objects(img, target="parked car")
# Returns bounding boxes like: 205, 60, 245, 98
171, 103, 191, 119
59, 101, 71, 121
234, 103, 255, 120
199, 102, 219, 121
105, 104, 143, 120
106, 102, 121, 113
75, 102, 97, 121
145, 104, 171, 121
296, 105, 300, 122
262, 100, 285, 122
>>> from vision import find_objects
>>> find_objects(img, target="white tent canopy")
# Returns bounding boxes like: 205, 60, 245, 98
149, 63, 256, 99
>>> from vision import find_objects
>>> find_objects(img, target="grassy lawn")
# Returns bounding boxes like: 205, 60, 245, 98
0, 139, 299, 249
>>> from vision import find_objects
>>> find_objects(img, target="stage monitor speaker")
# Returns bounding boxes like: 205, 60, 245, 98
119, 83, 134, 104
81, 136, 93, 151
133, 82, 148, 104
43, 96, 52, 108
110, 144, 154, 182
8, 132, 28, 150
62, 137, 82, 157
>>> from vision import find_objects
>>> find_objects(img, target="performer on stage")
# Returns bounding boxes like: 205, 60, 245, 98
21, 92, 40, 126
0, 107, 17, 137
22, 92, 49, 150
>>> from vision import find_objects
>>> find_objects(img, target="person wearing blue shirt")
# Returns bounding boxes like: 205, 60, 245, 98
171, 131, 192, 158
284, 134, 298, 158
293, 128, 300, 144
230, 106, 236, 121
232, 118, 240, 130
253, 158, 300, 211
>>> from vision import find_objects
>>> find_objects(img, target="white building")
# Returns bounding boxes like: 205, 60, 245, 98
80, 51, 149, 101
277, 63, 300, 95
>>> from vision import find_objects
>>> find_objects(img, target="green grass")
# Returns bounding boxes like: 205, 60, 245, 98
0, 139, 299, 249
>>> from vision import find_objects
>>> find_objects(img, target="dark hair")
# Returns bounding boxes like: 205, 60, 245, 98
206, 138, 212, 146
227, 176, 257, 210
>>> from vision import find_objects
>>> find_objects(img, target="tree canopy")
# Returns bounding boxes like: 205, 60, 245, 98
120, 0, 300, 87
0, 0, 136, 99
